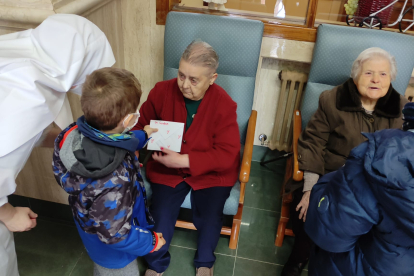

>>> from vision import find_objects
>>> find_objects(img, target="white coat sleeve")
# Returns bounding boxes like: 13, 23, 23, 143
0, 132, 42, 207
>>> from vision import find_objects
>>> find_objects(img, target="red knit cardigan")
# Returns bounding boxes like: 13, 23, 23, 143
133, 78, 240, 190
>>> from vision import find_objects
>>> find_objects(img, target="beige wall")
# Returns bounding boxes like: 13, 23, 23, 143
120, 0, 165, 106
4, 0, 165, 204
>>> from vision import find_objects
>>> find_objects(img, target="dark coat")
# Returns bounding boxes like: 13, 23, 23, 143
305, 129, 414, 276
298, 78, 407, 175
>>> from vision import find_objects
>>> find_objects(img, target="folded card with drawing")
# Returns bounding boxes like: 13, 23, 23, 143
147, 120, 185, 152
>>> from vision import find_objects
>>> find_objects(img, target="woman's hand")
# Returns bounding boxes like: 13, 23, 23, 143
152, 148, 189, 168
143, 125, 158, 137
296, 191, 311, 222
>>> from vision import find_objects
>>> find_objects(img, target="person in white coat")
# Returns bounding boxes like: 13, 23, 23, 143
0, 14, 115, 276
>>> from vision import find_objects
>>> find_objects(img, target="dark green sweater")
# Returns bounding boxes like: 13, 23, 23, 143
184, 97, 202, 130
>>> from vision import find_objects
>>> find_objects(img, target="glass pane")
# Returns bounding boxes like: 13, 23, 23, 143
179, 0, 310, 25
314, 0, 414, 34
314, 0, 347, 25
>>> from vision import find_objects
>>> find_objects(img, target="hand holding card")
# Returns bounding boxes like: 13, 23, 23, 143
152, 147, 189, 168
147, 120, 185, 152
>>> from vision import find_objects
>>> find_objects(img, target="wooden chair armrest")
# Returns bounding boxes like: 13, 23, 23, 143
292, 110, 304, 182
239, 110, 257, 204
239, 110, 257, 183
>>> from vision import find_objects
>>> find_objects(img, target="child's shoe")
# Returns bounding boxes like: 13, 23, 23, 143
196, 266, 214, 276
144, 269, 163, 276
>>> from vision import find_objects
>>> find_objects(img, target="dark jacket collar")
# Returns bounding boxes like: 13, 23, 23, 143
336, 78, 401, 118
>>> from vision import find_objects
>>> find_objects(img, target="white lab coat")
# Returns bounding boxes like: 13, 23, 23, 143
0, 14, 115, 276
0, 222, 18, 276
0, 13, 115, 206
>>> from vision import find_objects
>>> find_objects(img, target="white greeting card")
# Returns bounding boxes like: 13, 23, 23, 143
147, 120, 185, 152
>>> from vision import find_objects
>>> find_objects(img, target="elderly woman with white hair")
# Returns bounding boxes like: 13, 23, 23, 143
133, 40, 240, 276
282, 47, 408, 276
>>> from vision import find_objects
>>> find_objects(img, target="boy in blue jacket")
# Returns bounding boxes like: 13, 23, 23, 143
52, 67, 165, 275
305, 103, 414, 276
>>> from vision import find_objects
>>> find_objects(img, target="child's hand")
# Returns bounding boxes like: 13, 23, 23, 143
153, 232, 166, 252
144, 125, 158, 137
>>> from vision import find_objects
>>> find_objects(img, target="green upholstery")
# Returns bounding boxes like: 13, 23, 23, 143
301, 24, 414, 129
144, 12, 263, 215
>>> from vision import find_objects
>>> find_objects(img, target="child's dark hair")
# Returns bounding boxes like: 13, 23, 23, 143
81, 67, 142, 131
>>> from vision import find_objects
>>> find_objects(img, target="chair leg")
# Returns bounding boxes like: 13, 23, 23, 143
275, 218, 287, 247
275, 193, 293, 247
275, 156, 293, 247
229, 203, 243, 249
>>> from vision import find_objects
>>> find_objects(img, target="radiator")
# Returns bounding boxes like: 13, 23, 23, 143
269, 70, 308, 151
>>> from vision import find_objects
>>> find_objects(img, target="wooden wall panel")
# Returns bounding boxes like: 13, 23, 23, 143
121, 0, 164, 106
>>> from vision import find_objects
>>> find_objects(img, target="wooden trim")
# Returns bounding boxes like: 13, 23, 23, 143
175, 220, 232, 235
276, 162, 293, 247
237, 110, 257, 207
275, 218, 287, 247
156, 0, 180, 25
156, 0, 169, 25
305, 0, 319, 28
240, 181, 246, 205
157, 0, 318, 42
229, 203, 243, 249
172, 5, 304, 25
239, 110, 257, 185
285, 229, 295, 237
171, 5, 317, 42
170, 0, 181, 10
282, 157, 293, 197
292, 110, 304, 182
264, 23, 316, 42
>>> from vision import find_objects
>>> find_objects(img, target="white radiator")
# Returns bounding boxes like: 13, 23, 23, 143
269, 70, 308, 151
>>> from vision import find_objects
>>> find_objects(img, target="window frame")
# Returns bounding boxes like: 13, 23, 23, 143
156, 0, 319, 42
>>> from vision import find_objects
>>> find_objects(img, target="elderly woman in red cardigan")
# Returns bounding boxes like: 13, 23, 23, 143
135, 41, 240, 276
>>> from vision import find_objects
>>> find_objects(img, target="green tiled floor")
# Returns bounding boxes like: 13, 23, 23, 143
14, 161, 308, 276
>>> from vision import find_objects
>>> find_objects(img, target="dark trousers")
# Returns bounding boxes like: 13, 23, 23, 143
286, 188, 313, 264
144, 181, 232, 273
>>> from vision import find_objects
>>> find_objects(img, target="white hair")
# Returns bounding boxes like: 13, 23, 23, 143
351, 47, 397, 81
181, 40, 219, 72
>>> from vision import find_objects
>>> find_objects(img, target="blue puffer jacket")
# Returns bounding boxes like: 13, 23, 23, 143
305, 129, 414, 276
53, 122, 156, 269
